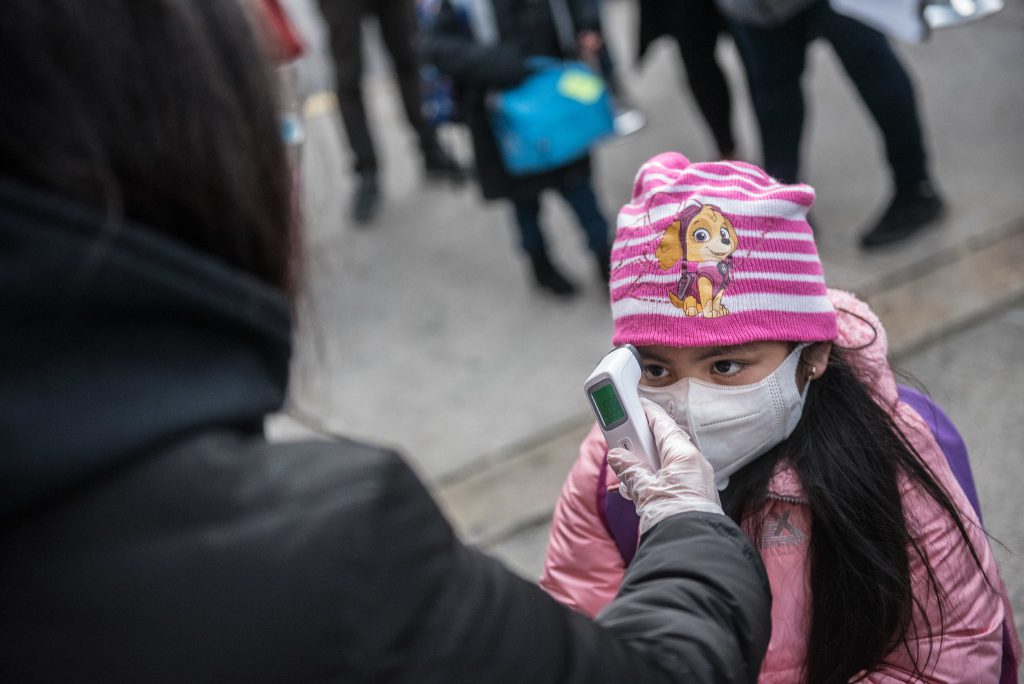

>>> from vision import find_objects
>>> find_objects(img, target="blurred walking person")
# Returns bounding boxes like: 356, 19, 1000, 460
716, 0, 945, 248
318, 0, 466, 224
422, 0, 613, 297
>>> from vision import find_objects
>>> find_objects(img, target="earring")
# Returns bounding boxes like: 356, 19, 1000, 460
809, 366, 817, 380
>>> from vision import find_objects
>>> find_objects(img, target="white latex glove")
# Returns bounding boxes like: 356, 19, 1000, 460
608, 399, 723, 535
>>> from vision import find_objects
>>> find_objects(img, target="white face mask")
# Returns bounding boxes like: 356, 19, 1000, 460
638, 344, 810, 490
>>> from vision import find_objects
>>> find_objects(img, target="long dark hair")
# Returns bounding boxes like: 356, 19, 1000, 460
0, 0, 294, 293
721, 344, 985, 684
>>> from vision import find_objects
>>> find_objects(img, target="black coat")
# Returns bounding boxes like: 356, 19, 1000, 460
422, 0, 600, 201
0, 181, 771, 682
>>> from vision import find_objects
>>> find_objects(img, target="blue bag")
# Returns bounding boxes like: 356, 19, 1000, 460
488, 60, 614, 176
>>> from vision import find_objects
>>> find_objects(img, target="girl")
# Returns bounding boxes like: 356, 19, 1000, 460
541, 152, 1020, 683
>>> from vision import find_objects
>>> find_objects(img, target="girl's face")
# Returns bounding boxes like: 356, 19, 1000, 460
636, 341, 830, 388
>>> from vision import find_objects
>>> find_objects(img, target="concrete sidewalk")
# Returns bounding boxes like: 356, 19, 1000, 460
269, 0, 1024, 652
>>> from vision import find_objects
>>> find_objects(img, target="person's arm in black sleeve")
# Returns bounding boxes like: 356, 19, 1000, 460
356, 451, 771, 683
418, 0, 529, 88
598, 512, 772, 683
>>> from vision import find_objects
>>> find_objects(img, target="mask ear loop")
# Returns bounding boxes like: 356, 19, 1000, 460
802, 366, 818, 399
791, 343, 813, 400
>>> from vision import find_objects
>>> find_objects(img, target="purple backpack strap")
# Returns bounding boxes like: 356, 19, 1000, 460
897, 386, 1020, 682
598, 453, 641, 565
897, 384, 982, 522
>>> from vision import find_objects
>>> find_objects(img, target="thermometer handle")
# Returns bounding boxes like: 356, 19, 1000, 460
584, 346, 660, 470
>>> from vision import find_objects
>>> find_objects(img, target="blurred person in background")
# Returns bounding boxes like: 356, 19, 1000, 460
317, 0, 467, 224
0, 1, 773, 680
422, 0, 614, 297
715, 0, 945, 249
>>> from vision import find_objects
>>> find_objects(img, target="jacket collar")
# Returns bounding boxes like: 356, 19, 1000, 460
0, 179, 292, 522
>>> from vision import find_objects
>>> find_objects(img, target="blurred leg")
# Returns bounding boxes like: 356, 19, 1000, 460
559, 177, 611, 284
815, 4, 928, 185
513, 195, 577, 295
597, 43, 621, 98
375, 0, 440, 155
376, 0, 465, 178
559, 177, 610, 256
728, 16, 810, 182
512, 195, 546, 255
808, 3, 941, 247
670, 0, 735, 156
318, 0, 378, 175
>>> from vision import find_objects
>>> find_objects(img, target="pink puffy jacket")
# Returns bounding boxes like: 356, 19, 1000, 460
541, 290, 1020, 683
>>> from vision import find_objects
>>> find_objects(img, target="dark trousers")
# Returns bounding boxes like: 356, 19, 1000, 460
728, 0, 928, 185
512, 178, 610, 257
667, 0, 735, 157
318, 0, 439, 175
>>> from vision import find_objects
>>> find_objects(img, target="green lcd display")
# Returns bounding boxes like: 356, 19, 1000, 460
590, 382, 626, 428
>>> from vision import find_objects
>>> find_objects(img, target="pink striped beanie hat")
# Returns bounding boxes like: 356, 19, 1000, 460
611, 152, 837, 347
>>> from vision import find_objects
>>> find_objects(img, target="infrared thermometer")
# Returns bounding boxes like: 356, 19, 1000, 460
584, 345, 660, 470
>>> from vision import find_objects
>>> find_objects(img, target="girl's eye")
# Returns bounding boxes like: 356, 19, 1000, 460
692, 229, 710, 242
711, 360, 744, 376
642, 364, 670, 381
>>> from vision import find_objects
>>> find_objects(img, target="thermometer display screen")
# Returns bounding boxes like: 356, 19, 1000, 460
590, 381, 626, 428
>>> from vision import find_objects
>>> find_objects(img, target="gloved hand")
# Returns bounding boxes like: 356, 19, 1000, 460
608, 399, 723, 535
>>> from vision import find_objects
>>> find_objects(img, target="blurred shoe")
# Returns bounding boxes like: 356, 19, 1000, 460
530, 252, 577, 297
613, 108, 646, 138
860, 181, 945, 249
352, 174, 379, 225
424, 146, 468, 184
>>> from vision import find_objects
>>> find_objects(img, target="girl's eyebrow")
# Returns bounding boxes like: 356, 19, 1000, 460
640, 350, 674, 364
694, 344, 757, 361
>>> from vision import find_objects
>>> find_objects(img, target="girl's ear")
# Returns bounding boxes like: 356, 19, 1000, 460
800, 342, 833, 386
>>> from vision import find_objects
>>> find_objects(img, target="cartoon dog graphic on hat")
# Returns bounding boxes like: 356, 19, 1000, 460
655, 202, 738, 318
